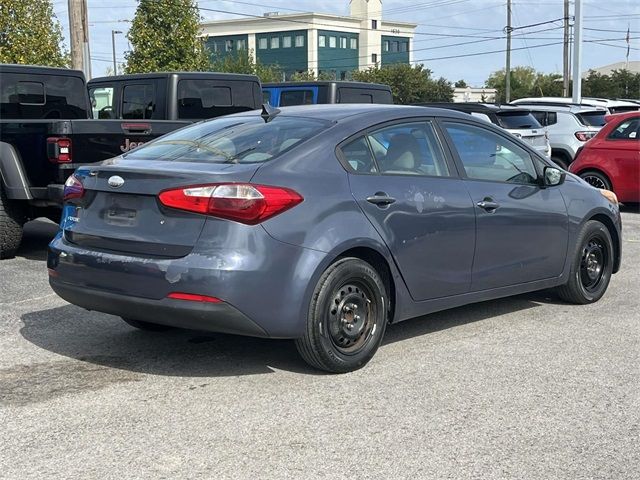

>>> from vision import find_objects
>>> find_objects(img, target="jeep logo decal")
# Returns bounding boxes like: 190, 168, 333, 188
120, 138, 145, 152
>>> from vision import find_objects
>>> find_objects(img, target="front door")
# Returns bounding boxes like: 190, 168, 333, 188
341, 120, 476, 301
441, 121, 569, 291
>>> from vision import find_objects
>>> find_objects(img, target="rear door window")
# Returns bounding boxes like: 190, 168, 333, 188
89, 86, 116, 119
17, 82, 45, 104
338, 88, 374, 104
577, 111, 606, 127
496, 112, 542, 129
177, 79, 257, 119
0, 73, 88, 119
608, 118, 640, 140
122, 83, 155, 119
280, 89, 314, 106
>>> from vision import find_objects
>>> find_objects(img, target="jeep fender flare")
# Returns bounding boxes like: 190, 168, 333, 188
0, 142, 32, 200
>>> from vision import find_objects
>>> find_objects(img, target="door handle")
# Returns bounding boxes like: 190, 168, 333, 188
477, 200, 500, 211
366, 192, 396, 207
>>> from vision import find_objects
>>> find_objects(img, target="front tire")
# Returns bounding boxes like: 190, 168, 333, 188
556, 220, 613, 304
121, 317, 173, 332
295, 258, 388, 373
580, 170, 612, 191
0, 185, 26, 259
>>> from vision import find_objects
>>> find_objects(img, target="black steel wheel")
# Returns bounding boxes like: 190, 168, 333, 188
556, 220, 613, 304
580, 170, 611, 191
295, 257, 388, 373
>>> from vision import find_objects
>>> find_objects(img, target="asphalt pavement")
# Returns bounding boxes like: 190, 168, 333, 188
1, 208, 639, 480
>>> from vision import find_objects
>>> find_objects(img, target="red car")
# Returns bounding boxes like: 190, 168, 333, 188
569, 111, 639, 203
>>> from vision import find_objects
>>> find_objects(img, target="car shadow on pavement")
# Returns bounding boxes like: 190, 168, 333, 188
620, 203, 639, 214
19, 291, 554, 378
17, 219, 59, 261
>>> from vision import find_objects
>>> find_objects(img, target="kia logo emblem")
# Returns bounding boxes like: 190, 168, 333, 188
108, 175, 125, 188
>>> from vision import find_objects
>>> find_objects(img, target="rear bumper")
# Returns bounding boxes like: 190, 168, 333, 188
49, 277, 269, 337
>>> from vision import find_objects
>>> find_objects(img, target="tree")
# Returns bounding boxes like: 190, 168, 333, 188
0, 0, 68, 67
125, 0, 209, 74
352, 64, 454, 104
582, 69, 640, 98
210, 50, 283, 83
485, 66, 537, 102
454, 79, 468, 88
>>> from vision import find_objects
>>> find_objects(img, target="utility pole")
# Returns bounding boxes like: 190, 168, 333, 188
562, 0, 570, 97
572, 0, 583, 103
112, 30, 122, 75
505, 0, 512, 103
68, 0, 91, 79
68, 0, 83, 71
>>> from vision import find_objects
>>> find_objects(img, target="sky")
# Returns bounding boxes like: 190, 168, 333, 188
51, 0, 640, 85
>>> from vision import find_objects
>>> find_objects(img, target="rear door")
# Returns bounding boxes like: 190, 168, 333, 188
441, 120, 568, 291
604, 116, 640, 198
342, 119, 476, 301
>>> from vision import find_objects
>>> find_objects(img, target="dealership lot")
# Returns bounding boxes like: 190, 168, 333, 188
1, 209, 639, 480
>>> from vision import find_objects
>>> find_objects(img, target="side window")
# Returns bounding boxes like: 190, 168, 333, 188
17, 82, 45, 104
547, 112, 558, 125
262, 90, 272, 105
279, 89, 314, 107
177, 80, 256, 119
122, 83, 155, 119
89, 86, 116, 119
338, 88, 374, 104
531, 111, 547, 126
608, 118, 640, 140
444, 122, 538, 184
367, 122, 450, 176
340, 137, 377, 173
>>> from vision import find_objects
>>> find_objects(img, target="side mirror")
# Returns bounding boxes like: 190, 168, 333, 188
543, 166, 566, 187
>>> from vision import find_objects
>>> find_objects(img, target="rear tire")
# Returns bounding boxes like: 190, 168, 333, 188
121, 317, 173, 332
556, 220, 613, 304
579, 170, 612, 191
0, 185, 26, 259
295, 258, 388, 373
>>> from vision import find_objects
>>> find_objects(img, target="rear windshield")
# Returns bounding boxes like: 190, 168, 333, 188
496, 112, 542, 129
123, 115, 330, 163
576, 111, 607, 127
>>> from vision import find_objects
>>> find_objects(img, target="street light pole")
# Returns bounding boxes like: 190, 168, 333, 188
111, 30, 123, 75
505, 0, 512, 103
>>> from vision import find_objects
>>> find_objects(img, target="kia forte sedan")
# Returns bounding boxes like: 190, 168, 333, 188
48, 104, 622, 373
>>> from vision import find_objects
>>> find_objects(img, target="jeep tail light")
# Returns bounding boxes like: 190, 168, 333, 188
575, 131, 596, 142
63, 174, 84, 201
158, 183, 303, 225
47, 137, 72, 163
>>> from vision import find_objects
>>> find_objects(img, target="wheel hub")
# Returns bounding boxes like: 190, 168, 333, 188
580, 238, 606, 290
328, 283, 372, 351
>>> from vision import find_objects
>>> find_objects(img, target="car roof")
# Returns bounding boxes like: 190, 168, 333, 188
88, 71, 260, 84
604, 110, 640, 123
414, 102, 532, 114
0, 63, 85, 78
514, 103, 607, 113
262, 81, 390, 90
230, 103, 471, 122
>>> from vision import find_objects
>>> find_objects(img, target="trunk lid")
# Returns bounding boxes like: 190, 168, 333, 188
64, 160, 260, 257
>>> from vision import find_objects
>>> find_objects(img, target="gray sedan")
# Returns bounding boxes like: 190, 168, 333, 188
48, 104, 622, 373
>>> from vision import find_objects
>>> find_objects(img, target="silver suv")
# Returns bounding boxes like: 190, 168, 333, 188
510, 103, 605, 168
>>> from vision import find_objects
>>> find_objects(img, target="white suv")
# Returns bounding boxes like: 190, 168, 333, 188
509, 103, 605, 168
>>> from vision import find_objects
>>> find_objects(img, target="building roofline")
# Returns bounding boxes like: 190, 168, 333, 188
200, 12, 417, 29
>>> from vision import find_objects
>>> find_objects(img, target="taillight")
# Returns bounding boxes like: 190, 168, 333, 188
63, 174, 84, 201
158, 183, 303, 225
575, 131, 596, 142
167, 292, 222, 303
47, 137, 72, 163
